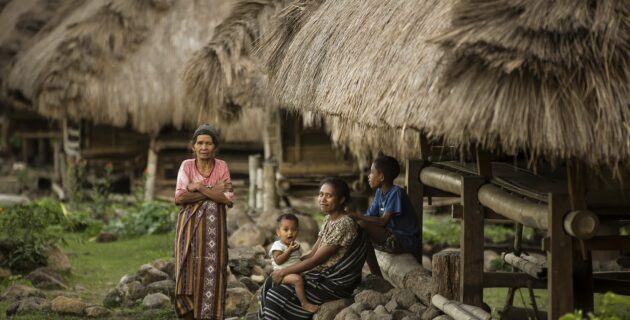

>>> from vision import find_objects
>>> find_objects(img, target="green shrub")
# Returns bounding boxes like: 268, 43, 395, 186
0, 199, 67, 273
561, 292, 630, 320
104, 201, 177, 237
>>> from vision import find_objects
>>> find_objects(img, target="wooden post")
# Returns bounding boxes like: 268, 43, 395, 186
460, 176, 485, 307
0, 113, 8, 154
406, 159, 424, 246
256, 167, 263, 209
567, 160, 594, 313
263, 160, 278, 213
249, 154, 261, 208
432, 250, 460, 301
474, 145, 493, 179
547, 193, 573, 319
144, 137, 158, 202
419, 131, 430, 161
52, 139, 61, 183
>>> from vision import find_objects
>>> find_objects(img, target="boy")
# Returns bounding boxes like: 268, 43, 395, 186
349, 154, 421, 276
269, 214, 319, 313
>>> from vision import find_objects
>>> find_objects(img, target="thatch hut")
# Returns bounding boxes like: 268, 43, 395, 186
182, 0, 362, 207
260, 0, 630, 318
4, 0, 264, 199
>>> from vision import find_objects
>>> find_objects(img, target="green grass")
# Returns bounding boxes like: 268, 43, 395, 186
0, 232, 176, 319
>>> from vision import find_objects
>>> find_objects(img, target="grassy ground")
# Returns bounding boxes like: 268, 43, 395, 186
0, 232, 178, 320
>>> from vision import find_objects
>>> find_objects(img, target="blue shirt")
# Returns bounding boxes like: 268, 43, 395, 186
366, 185, 420, 253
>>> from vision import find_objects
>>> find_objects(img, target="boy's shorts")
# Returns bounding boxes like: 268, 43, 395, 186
373, 228, 403, 254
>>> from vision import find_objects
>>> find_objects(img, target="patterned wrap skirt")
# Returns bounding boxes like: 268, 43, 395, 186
174, 200, 227, 319
259, 229, 368, 320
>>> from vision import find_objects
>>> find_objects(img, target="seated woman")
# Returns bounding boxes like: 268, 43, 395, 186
259, 178, 367, 320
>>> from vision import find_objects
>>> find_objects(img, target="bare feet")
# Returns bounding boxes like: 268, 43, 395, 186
302, 302, 320, 313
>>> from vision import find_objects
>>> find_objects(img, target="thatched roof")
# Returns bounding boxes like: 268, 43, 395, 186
262, 0, 630, 166
432, 0, 630, 166
257, 0, 451, 159
182, 0, 291, 123
0, 0, 78, 100
5, 0, 264, 143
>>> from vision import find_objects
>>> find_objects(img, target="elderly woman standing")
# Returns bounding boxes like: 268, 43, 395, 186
174, 124, 234, 320
259, 178, 367, 320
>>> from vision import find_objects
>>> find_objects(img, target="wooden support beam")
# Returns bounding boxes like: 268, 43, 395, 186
592, 278, 630, 295
406, 159, 425, 246
567, 159, 594, 312
576, 236, 630, 251
483, 272, 547, 289
460, 176, 485, 307
547, 193, 573, 319
144, 137, 158, 202
474, 146, 492, 179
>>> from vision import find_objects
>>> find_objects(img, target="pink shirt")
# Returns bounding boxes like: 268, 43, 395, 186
175, 158, 235, 203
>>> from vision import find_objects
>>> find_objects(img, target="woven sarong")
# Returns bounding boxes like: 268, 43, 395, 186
174, 200, 227, 319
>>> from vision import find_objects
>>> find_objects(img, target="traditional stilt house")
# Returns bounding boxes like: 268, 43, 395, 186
260, 0, 630, 318
4, 0, 264, 200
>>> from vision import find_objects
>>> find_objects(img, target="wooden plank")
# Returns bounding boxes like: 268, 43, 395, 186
547, 193, 573, 319
483, 272, 547, 289
459, 176, 486, 307
424, 186, 460, 198
451, 204, 511, 221
406, 159, 425, 246
14, 131, 62, 139
592, 278, 630, 295
475, 146, 493, 179
577, 236, 630, 251
419, 131, 430, 161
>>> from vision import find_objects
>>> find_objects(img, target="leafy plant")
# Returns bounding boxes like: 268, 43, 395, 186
0, 199, 67, 273
561, 292, 630, 320
103, 201, 177, 237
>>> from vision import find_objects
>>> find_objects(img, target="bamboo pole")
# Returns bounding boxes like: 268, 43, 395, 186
419, 166, 462, 195
563, 210, 599, 240
248, 154, 261, 208
478, 184, 548, 230
502, 253, 546, 279
144, 137, 158, 202
431, 294, 480, 320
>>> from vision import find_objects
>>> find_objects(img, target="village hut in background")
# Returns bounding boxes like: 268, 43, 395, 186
0, 0, 81, 194
261, 0, 630, 318
182, 0, 363, 211
4, 0, 264, 200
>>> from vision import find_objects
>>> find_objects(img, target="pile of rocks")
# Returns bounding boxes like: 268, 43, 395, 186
1, 284, 110, 318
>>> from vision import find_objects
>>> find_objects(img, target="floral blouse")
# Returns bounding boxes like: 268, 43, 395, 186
313, 214, 358, 271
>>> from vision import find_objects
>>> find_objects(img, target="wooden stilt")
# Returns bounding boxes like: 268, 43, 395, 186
262, 160, 278, 213
144, 137, 158, 202
547, 193, 573, 319
432, 250, 460, 301
460, 176, 485, 307
249, 154, 261, 208
406, 159, 425, 246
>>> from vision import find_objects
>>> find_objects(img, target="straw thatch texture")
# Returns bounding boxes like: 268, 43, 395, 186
183, 0, 292, 123
0, 0, 79, 99
6, 0, 264, 141
260, 0, 450, 132
432, 0, 630, 166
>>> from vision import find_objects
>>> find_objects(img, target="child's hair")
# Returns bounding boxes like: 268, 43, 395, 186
276, 213, 299, 227
373, 153, 400, 183
320, 177, 351, 206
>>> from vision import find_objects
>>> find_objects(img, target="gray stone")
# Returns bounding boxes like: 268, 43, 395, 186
360, 274, 394, 293
421, 256, 432, 272
401, 268, 432, 306
432, 316, 453, 320
296, 212, 320, 245
228, 247, 266, 276
26, 267, 68, 290
226, 287, 253, 317
385, 299, 398, 313
401, 316, 422, 320
229, 223, 267, 248
420, 306, 442, 320
392, 289, 417, 309
152, 259, 176, 279
139, 266, 169, 284
251, 274, 265, 283
51, 296, 86, 316
227, 205, 255, 236
246, 289, 260, 314
349, 302, 368, 314
334, 307, 361, 320
244, 312, 259, 320
126, 281, 147, 301
142, 293, 171, 309
392, 309, 413, 320
239, 276, 260, 292
103, 288, 124, 308
408, 303, 427, 315
315, 298, 352, 320
118, 273, 141, 287
85, 305, 111, 318
0, 284, 44, 302
147, 279, 175, 298
374, 305, 389, 314
6, 297, 50, 316
355, 290, 389, 309
252, 265, 266, 277
361, 310, 393, 320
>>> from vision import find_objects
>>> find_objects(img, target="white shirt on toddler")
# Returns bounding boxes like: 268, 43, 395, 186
269, 240, 303, 270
